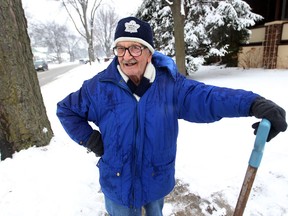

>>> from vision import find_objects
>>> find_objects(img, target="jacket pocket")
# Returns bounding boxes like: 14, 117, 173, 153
143, 158, 176, 201
97, 158, 123, 202
151, 158, 175, 184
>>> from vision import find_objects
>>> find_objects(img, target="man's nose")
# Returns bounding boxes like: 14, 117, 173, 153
123, 48, 133, 59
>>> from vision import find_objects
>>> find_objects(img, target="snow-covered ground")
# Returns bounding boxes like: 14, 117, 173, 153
0, 60, 287, 216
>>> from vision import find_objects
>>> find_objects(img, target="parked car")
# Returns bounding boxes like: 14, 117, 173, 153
34, 60, 48, 71
79, 59, 89, 64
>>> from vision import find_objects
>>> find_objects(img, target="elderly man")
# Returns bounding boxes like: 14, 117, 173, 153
57, 17, 286, 216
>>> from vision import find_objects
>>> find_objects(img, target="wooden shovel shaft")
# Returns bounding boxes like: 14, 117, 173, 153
233, 119, 271, 216
233, 166, 257, 216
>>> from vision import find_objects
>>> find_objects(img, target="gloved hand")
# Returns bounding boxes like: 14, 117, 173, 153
250, 97, 287, 141
86, 130, 104, 157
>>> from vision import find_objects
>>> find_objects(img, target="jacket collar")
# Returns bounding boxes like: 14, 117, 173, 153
117, 62, 156, 83
152, 51, 178, 80
98, 57, 122, 83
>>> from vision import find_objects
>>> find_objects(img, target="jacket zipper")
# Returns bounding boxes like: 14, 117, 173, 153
102, 78, 139, 208
131, 97, 138, 208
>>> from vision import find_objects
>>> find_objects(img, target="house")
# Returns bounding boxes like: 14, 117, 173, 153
238, 0, 288, 69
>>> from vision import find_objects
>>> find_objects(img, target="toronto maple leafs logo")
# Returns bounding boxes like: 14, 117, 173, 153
124, 20, 140, 33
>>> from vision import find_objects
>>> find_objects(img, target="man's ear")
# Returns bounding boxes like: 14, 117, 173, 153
147, 52, 153, 63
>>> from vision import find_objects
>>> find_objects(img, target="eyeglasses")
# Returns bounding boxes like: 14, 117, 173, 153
113, 45, 147, 57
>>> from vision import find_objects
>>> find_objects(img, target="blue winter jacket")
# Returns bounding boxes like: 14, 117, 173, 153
56, 51, 258, 208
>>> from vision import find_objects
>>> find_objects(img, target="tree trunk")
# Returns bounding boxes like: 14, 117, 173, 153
88, 41, 95, 62
0, 0, 53, 160
170, 1, 187, 76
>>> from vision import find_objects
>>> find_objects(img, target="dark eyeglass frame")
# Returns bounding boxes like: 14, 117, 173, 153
113, 45, 147, 57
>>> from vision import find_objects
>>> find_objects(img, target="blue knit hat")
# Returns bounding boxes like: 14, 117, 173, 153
113, 17, 155, 54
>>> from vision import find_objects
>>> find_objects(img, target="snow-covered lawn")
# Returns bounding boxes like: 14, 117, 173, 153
0, 61, 287, 216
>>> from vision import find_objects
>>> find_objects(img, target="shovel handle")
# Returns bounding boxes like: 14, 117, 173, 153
248, 118, 271, 168
234, 119, 271, 216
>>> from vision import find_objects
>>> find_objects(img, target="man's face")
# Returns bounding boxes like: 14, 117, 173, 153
116, 41, 152, 84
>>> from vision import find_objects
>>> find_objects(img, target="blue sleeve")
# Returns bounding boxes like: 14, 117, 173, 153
176, 74, 259, 123
56, 82, 95, 146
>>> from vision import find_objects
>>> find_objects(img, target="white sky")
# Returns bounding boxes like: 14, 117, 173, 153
22, 0, 143, 24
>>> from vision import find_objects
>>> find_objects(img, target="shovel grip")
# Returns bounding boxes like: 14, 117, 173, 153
248, 118, 271, 168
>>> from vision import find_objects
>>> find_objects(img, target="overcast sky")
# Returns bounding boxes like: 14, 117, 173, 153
22, 0, 143, 24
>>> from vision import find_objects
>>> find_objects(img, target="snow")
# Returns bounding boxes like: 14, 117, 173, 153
0, 61, 288, 216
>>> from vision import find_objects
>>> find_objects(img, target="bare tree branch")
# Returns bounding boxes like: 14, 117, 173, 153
62, 0, 86, 38
60, 0, 103, 62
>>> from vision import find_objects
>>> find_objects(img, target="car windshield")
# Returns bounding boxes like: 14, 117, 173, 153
34, 60, 44, 65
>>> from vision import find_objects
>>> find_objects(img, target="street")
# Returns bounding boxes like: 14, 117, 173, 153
37, 63, 81, 86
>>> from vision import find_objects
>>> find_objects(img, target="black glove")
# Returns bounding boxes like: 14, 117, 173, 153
250, 97, 287, 142
86, 130, 104, 157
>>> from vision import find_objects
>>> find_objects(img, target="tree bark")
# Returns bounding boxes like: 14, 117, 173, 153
0, 0, 53, 160
170, 0, 187, 76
